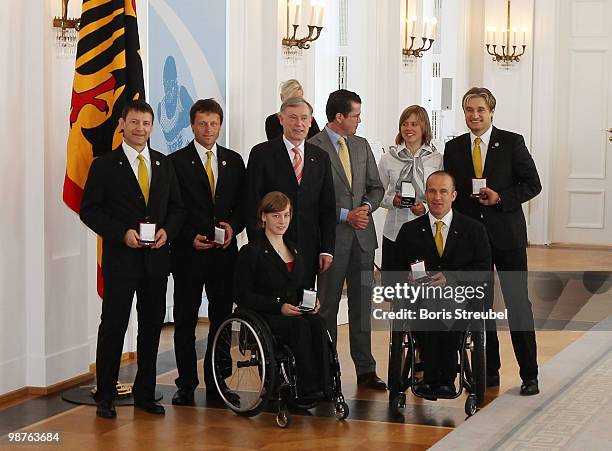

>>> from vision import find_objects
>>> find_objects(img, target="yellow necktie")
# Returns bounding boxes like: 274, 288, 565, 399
205, 150, 215, 200
434, 221, 444, 257
338, 137, 352, 187
473, 136, 483, 178
137, 155, 149, 205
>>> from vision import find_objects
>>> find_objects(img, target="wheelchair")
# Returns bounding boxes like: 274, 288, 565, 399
387, 315, 486, 417
211, 309, 349, 428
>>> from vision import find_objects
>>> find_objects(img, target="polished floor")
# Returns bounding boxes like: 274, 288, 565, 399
1, 246, 611, 450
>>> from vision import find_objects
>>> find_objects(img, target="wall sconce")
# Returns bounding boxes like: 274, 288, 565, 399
402, 0, 437, 65
485, 0, 527, 69
53, 0, 81, 56
282, 0, 325, 63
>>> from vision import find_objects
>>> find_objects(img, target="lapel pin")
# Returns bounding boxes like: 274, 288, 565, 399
264, 250, 269, 253
422, 228, 426, 232
119, 161, 123, 165
155, 161, 160, 166
494, 142, 499, 148
310, 158, 314, 162
222, 160, 227, 166
191, 160, 195, 165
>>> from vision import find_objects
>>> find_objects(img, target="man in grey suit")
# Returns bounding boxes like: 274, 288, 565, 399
309, 89, 386, 389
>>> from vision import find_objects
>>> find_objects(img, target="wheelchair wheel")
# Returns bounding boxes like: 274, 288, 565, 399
465, 394, 477, 417
276, 408, 291, 428
390, 392, 406, 415
470, 326, 486, 405
212, 311, 277, 416
334, 401, 349, 420
388, 328, 408, 401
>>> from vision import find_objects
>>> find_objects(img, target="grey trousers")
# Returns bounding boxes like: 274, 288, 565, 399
318, 235, 376, 375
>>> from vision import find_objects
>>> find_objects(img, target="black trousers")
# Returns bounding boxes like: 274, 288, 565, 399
486, 246, 538, 381
172, 249, 235, 391
263, 313, 332, 396
419, 329, 460, 386
381, 236, 398, 272
95, 275, 167, 403
299, 246, 318, 291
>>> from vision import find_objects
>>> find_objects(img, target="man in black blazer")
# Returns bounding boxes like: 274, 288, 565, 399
80, 100, 185, 418
169, 99, 245, 405
392, 171, 491, 396
443, 87, 542, 395
247, 97, 336, 288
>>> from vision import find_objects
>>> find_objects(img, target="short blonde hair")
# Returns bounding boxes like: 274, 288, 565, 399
279, 79, 303, 102
395, 105, 433, 146
462, 87, 496, 112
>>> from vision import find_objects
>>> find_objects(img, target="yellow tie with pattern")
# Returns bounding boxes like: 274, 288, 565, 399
435, 221, 444, 257
473, 136, 483, 178
137, 155, 149, 205
338, 136, 352, 187
205, 150, 215, 201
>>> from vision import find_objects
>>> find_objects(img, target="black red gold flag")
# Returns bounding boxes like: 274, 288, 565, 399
63, 0, 145, 297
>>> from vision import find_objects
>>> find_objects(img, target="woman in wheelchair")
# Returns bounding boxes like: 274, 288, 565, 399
233, 191, 331, 403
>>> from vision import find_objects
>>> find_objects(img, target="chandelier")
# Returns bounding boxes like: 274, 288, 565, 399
485, 1, 527, 68
282, 0, 325, 63
402, 0, 437, 65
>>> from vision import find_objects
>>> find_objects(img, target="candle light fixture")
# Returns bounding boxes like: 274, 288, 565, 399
402, 0, 437, 65
485, 1, 527, 68
282, 0, 325, 62
53, 0, 80, 56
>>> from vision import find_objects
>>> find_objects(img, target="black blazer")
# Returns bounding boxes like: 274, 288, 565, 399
80, 146, 185, 277
265, 113, 320, 141
391, 211, 491, 274
443, 127, 541, 250
169, 141, 245, 268
234, 233, 305, 314
246, 136, 336, 258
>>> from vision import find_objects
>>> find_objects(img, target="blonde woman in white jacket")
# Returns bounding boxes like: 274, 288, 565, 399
377, 105, 443, 271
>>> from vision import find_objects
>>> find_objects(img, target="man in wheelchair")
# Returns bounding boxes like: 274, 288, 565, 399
391, 171, 491, 398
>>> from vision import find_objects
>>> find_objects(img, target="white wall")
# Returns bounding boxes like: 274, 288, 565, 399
0, 0, 28, 395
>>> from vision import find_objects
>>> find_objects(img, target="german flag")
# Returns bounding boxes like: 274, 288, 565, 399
63, 0, 145, 297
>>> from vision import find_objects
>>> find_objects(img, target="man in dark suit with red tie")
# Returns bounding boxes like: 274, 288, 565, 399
443, 87, 542, 395
80, 100, 185, 418
169, 99, 245, 405
246, 97, 336, 288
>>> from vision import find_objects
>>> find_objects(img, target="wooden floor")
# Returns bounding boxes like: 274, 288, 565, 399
1, 246, 611, 450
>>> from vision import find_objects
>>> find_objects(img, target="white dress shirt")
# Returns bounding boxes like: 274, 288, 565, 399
428, 209, 453, 250
194, 140, 218, 191
122, 141, 151, 185
470, 125, 493, 173
283, 135, 305, 162
378, 144, 443, 241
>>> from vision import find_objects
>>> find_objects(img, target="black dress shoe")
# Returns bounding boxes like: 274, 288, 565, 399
96, 400, 116, 419
296, 391, 324, 408
487, 373, 500, 387
437, 384, 456, 397
414, 383, 437, 399
172, 389, 195, 406
357, 372, 387, 390
134, 400, 165, 415
520, 379, 539, 396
